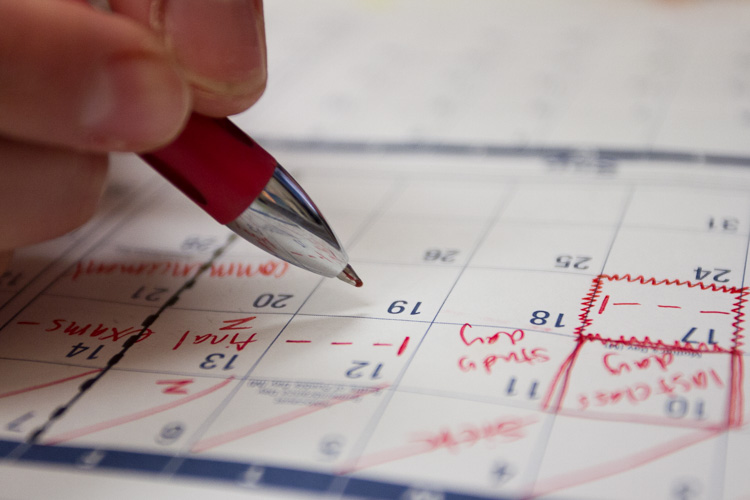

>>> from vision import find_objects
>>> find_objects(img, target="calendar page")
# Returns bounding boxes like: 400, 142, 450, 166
4, 1, 750, 499
2, 154, 750, 500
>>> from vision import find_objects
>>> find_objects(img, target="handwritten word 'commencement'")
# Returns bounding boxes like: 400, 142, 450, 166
71, 259, 288, 281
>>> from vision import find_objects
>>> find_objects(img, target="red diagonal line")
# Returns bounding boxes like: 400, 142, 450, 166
44, 377, 234, 446
612, 302, 640, 306
397, 337, 410, 356
192, 384, 387, 453
286, 340, 311, 343
658, 305, 681, 309
0, 369, 101, 399
598, 295, 609, 314
525, 428, 723, 499
700, 310, 730, 315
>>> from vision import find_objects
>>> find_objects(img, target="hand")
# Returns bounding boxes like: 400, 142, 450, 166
0, 0, 267, 271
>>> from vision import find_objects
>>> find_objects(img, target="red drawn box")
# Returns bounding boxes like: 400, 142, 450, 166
575, 274, 747, 353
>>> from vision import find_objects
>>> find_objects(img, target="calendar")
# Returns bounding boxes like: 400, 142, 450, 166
4, 1, 750, 499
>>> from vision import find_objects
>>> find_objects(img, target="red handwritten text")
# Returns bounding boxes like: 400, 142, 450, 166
71, 259, 288, 281
172, 317, 259, 351
577, 369, 724, 410
45, 319, 153, 343
602, 352, 674, 375
460, 323, 524, 346
411, 416, 537, 452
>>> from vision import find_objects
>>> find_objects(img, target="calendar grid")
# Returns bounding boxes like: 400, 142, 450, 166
2, 154, 750, 499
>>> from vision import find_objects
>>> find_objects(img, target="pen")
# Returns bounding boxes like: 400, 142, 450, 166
139, 113, 362, 287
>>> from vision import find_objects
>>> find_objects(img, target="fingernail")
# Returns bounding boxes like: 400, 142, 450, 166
156, 0, 266, 97
81, 53, 190, 150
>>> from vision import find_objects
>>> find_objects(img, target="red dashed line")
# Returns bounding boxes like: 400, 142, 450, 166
331, 342, 353, 345
373, 343, 393, 347
658, 305, 681, 309
286, 340, 311, 343
700, 310, 730, 315
397, 337, 410, 356
612, 302, 641, 306
598, 295, 610, 314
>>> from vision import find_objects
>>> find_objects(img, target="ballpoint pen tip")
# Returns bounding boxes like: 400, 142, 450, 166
337, 264, 363, 287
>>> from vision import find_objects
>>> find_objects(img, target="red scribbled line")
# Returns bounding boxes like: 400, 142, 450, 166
612, 302, 641, 306
728, 289, 748, 426
70, 259, 288, 281
657, 305, 681, 309
16, 321, 40, 325
598, 295, 609, 314
730, 289, 747, 351
523, 428, 723, 500
398, 337, 410, 356
574, 274, 748, 354
580, 333, 731, 353
729, 352, 744, 428
44, 377, 234, 446
338, 416, 538, 475
700, 310, 730, 315
0, 369, 101, 399
286, 340, 311, 343
192, 384, 387, 453
574, 276, 605, 342
595, 273, 745, 294
542, 338, 585, 412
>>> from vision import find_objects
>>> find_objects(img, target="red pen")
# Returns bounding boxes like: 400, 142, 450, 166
140, 114, 362, 287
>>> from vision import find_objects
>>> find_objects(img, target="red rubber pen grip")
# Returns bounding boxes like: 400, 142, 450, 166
140, 114, 278, 224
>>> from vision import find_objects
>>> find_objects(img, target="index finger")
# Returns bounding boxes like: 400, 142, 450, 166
109, 0, 267, 117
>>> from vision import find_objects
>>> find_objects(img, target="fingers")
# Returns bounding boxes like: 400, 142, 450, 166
109, 0, 267, 117
0, 0, 190, 152
0, 136, 108, 251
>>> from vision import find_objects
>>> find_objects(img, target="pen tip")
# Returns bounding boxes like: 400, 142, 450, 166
337, 264, 363, 287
